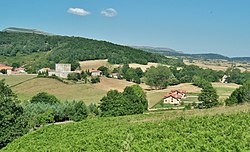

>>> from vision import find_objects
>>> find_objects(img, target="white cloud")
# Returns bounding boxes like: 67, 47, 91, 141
101, 8, 118, 17
68, 8, 91, 16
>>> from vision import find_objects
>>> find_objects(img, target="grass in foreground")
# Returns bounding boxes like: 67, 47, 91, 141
2, 104, 250, 152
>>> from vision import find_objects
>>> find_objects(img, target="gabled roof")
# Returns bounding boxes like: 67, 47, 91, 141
39, 68, 51, 71
171, 90, 187, 94
0, 64, 13, 70
90, 69, 101, 73
164, 93, 182, 99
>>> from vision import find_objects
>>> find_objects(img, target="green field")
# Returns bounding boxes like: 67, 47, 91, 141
2, 104, 250, 151
0, 75, 36, 87
0, 75, 240, 107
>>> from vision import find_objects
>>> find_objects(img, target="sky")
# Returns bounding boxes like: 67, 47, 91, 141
0, 0, 250, 57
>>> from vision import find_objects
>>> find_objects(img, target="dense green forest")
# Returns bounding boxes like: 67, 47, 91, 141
2, 109, 250, 151
0, 32, 183, 72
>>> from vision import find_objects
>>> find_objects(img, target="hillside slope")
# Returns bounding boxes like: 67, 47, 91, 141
0, 29, 183, 72
2, 104, 250, 151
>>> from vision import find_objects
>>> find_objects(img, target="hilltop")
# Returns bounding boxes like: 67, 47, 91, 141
2, 27, 52, 35
0, 27, 183, 73
2, 104, 250, 151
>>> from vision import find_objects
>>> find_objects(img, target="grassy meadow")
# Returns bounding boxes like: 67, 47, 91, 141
0, 75, 240, 107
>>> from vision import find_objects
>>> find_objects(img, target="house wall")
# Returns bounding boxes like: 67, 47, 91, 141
163, 97, 181, 105
7, 70, 12, 75
91, 72, 101, 77
49, 71, 73, 78
56, 64, 71, 72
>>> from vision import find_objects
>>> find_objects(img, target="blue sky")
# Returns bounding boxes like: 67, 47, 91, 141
0, 0, 250, 57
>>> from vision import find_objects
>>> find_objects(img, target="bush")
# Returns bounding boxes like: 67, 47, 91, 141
225, 81, 250, 105
31, 92, 59, 104
99, 85, 148, 117
91, 77, 100, 84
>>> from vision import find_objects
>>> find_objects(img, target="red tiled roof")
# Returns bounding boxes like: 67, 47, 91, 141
0, 65, 13, 70
90, 69, 101, 73
164, 93, 182, 99
40, 68, 51, 71
171, 90, 187, 94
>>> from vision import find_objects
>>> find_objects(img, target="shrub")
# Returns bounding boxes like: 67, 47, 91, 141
31, 92, 59, 104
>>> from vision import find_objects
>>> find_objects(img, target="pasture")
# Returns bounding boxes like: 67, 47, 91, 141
0, 75, 36, 87
0, 75, 240, 107
212, 82, 240, 101
79, 59, 162, 72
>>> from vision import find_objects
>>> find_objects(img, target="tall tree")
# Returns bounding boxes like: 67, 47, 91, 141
198, 85, 219, 108
145, 66, 173, 89
0, 80, 28, 148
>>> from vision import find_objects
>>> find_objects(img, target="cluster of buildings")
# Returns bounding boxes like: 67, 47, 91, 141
163, 90, 187, 105
0, 64, 26, 75
39, 64, 102, 78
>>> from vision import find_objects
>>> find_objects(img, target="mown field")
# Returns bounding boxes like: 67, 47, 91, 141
2, 104, 250, 151
0, 75, 36, 87
0, 75, 240, 107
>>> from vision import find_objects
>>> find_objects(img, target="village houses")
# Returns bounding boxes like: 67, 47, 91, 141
163, 89, 187, 105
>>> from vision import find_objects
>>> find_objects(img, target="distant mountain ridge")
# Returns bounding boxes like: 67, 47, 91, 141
3, 27, 53, 35
133, 46, 249, 61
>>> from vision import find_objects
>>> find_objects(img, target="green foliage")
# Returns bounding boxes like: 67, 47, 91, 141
198, 84, 219, 108
3, 111, 250, 151
0, 32, 183, 71
99, 85, 148, 117
67, 73, 81, 81
69, 101, 89, 122
225, 81, 250, 105
173, 65, 224, 83
0, 80, 28, 149
91, 77, 100, 84
97, 66, 109, 77
120, 65, 143, 84
0, 69, 7, 74
226, 67, 250, 84
145, 66, 172, 89
30, 92, 59, 104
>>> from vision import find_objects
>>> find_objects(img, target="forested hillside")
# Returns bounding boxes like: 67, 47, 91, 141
0, 31, 183, 72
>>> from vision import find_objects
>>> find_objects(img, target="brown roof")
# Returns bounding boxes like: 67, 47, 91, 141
164, 93, 182, 100
0, 64, 13, 70
171, 90, 187, 94
90, 69, 101, 73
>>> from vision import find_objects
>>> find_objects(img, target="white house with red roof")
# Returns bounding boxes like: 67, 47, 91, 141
0, 64, 13, 75
90, 69, 102, 77
163, 93, 182, 105
163, 89, 187, 105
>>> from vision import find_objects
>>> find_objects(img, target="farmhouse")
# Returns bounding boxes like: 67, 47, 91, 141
38, 68, 51, 73
171, 90, 187, 98
163, 89, 187, 105
163, 93, 182, 105
90, 69, 102, 77
49, 64, 73, 78
12, 67, 27, 74
0, 64, 13, 75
